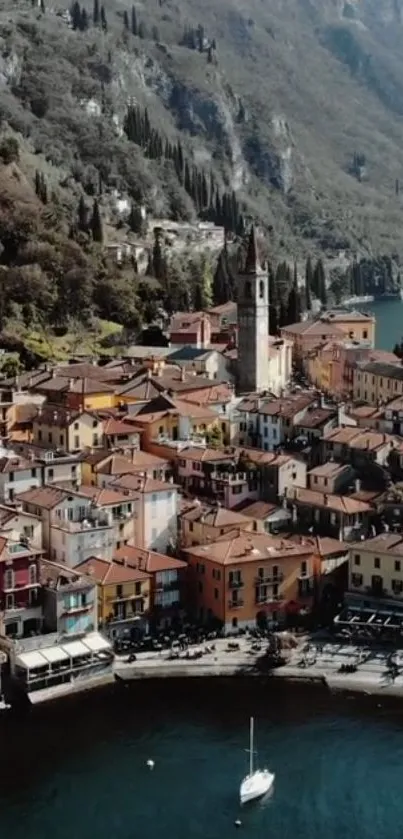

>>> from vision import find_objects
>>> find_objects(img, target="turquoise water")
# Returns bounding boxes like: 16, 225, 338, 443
1, 681, 403, 839
358, 298, 403, 350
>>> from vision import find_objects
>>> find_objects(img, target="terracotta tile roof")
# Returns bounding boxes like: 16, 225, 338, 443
286, 534, 348, 556
0, 455, 33, 473
356, 361, 403, 382
176, 446, 232, 463
116, 378, 164, 400
103, 418, 142, 436
33, 405, 81, 426
37, 377, 114, 395
134, 398, 216, 423
351, 534, 403, 555
257, 394, 316, 419
77, 485, 136, 506
180, 502, 253, 528
40, 558, 95, 587
232, 500, 278, 519
1, 369, 51, 389
281, 320, 345, 337
16, 486, 69, 509
323, 426, 396, 451
296, 408, 336, 429
54, 363, 121, 382
114, 544, 186, 573
324, 310, 374, 323
286, 486, 372, 514
308, 462, 351, 479
111, 475, 175, 494
207, 301, 237, 316
185, 530, 316, 566
75, 556, 151, 584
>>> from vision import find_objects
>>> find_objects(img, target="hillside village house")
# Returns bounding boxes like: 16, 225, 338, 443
236, 393, 316, 450
35, 376, 116, 411
347, 534, 403, 613
114, 544, 187, 630
81, 450, 169, 487
110, 475, 178, 553
0, 504, 42, 548
286, 486, 372, 541
0, 535, 44, 638
11, 444, 83, 488
306, 343, 398, 397
184, 530, 321, 630
0, 454, 41, 503
16, 486, 119, 565
32, 407, 105, 453
321, 310, 375, 346
179, 502, 256, 547
132, 395, 220, 447
353, 361, 403, 405
322, 427, 398, 469
41, 559, 98, 636
75, 556, 151, 639
307, 462, 355, 495
232, 499, 292, 534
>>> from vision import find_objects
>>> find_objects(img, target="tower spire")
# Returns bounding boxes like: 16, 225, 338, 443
244, 225, 259, 274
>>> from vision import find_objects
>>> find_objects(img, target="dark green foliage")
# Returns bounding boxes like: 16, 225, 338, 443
0, 137, 19, 165
90, 199, 103, 242
128, 204, 145, 234
123, 10, 129, 30
34, 170, 48, 203
100, 4, 107, 31
312, 258, 326, 305
305, 256, 312, 310
138, 21, 147, 39
93, 0, 99, 24
131, 5, 137, 35
77, 195, 89, 232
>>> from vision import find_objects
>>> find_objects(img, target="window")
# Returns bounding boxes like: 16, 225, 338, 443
300, 560, 307, 577
48, 432, 52, 444
314, 476, 318, 484
198, 581, 203, 594
38, 430, 42, 441
214, 588, 219, 600
93, 434, 99, 446
48, 468, 54, 480
92, 419, 98, 428
395, 560, 401, 572
259, 280, 265, 299
4, 568, 13, 590
363, 330, 368, 339
374, 557, 381, 569
29, 564, 37, 585
245, 281, 252, 299
74, 436, 80, 449
116, 585, 123, 598
5, 593, 14, 610
189, 522, 194, 532
31, 468, 36, 478
354, 554, 361, 566
74, 422, 79, 430
135, 582, 141, 596
8, 472, 14, 483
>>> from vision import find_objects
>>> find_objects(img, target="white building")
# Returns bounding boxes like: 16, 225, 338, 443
111, 476, 178, 553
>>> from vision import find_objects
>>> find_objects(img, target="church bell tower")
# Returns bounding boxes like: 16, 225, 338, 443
237, 226, 269, 394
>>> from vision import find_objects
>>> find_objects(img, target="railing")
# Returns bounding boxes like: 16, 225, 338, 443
228, 599, 244, 609
255, 573, 284, 584
228, 579, 244, 589
255, 595, 282, 605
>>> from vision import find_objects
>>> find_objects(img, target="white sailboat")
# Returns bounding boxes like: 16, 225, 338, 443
239, 716, 274, 805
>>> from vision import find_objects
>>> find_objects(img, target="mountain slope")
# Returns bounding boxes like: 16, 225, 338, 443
2, 0, 403, 263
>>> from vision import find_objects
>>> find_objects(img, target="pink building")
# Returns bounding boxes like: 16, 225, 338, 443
0, 537, 43, 637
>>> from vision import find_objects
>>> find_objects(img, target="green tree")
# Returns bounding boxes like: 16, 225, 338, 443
77, 195, 89, 232
0, 137, 19, 165
131, 5, 137, 34
93, 0, 99, 23
313, 258, 326, 305
90, 199, 103, 242
123, 10, 129, 29
100, 4, 107, 30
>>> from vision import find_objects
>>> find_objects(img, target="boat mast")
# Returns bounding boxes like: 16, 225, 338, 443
249, 717, 254, 776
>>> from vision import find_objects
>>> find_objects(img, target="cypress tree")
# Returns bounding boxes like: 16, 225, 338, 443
100, 4, 107, 30
93, 0, 99, 23
151, 25, 160, 41
138, 20, 146, 38
78, 195, 89, 232
90, 199, 103, 242
71, 1, 81, 29
131, 5, 137, 34
80, 8, 89, 29
313, 258, 326, 306
123, 9, 129, 29
34, 170, 41, 197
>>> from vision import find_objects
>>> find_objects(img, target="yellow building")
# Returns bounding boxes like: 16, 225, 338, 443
75, 556, 151, 636
36, 376, 116, 411
353, 361, 403, 405
32, 407, 104, 452
134, 395, 219, 449
322, 310, 375, 346
180, 502, 256, 547
348, 534, 403, 606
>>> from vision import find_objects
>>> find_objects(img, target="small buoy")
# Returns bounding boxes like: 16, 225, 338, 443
146, 759, 155, 769
234, 820, 242, 828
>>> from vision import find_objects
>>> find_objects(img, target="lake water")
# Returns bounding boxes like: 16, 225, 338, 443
2, 680, 403, 839
358, 299, 403, 350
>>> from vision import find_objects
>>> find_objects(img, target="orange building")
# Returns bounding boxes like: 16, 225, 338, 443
184, 530, 321, 631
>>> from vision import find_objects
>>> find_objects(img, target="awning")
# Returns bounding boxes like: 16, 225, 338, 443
62, 640, 90, 658
40, 646, 70, 664
83, 633, 112, 653
16, 651, 47, 669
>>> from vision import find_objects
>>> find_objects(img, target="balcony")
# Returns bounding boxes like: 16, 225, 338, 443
228, 599, 244, 609
255, 594, 282, 605
255, 573, 284, 585
228, 579, 244, 589
155, 579, 179, 592
61, 602, 93, 616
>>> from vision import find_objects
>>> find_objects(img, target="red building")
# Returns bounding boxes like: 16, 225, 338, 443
0, 538, 43, 638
